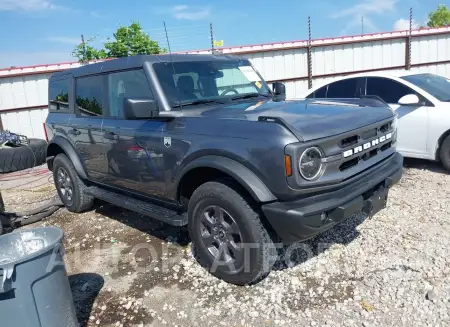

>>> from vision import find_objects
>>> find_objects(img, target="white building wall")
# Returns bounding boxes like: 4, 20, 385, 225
0, 108, 48, 139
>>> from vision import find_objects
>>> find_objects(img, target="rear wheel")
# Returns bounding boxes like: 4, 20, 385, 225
439, 135, 450, 172
53, 154, 94, 212
188, 181, 276, 285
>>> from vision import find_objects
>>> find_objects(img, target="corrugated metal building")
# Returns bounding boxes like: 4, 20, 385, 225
1, 26, 450, 139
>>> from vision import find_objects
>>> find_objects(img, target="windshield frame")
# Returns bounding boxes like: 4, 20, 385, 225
400, 73, 450, 102
151, 59, 273, 110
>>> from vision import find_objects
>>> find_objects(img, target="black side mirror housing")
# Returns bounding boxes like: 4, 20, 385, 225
123, 97, 159, 119
272, 82, 286, 101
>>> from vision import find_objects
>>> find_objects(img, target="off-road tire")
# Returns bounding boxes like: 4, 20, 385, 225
188, 181, 276, 285
439, 135, 450, 172
53, 154, 94, 212
0, 138, 47, 173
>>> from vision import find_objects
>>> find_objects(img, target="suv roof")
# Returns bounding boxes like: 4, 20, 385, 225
51, 53, 246, 79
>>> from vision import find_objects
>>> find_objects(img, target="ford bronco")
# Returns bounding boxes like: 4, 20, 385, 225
45, 54, 402, 285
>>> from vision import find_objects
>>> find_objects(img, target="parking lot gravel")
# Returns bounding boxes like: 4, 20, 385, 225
1, 159, 449, 327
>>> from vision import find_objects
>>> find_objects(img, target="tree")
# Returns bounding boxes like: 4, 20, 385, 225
426, 4, 450, 28
71, 21, 165, 63
71, 37, 107, 63
104, 21, 165, 57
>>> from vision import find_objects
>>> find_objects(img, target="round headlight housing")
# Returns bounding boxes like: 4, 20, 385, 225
299, 147, 324, 180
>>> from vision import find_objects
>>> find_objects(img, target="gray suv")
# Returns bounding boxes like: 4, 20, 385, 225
45, 54, 403, 285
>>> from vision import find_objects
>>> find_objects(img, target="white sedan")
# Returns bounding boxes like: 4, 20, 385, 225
302, 71, 450, 170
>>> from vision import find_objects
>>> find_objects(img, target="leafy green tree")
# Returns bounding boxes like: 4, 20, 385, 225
71, 21, 165, 62
104, 21, 165, 57
426, 4, 450, 28
71, 38, 107, 63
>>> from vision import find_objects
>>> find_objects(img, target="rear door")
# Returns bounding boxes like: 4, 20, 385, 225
366, 77, 429, 155
47, 75, 73, 140
101, 69, 166, 197
71, 74, 106, 182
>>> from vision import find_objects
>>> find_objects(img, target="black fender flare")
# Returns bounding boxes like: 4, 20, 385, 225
46, 136, 88, 180
177, 155, 277, 203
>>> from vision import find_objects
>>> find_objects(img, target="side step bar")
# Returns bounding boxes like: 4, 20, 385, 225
84, 186, 188, 226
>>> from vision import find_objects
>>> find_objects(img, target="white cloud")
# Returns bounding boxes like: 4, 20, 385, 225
331, 0, 397, 19
393, 18, 419, 31
339, 16, 379, 35
0, 51, 73, 68
331, 0, 398, 35
46, 36, 81, 45
90, 11, 105, 19
0, 0, 62, 11
171, 5, 210, 20
172, 5, 188, 11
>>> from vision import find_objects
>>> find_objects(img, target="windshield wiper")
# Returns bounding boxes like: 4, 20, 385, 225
231, 93, 271, 101
172, 99, 229, 108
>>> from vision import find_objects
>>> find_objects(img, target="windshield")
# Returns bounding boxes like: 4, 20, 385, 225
153, 60, 271, 108
401, 73, 450, 102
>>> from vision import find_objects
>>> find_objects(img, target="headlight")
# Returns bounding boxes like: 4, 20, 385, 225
299, 147, 324, 180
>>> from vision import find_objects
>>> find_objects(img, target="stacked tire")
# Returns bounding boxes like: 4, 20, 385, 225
0, 139, 47, 173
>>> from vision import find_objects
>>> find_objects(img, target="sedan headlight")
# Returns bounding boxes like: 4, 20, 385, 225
299, 147, 324, 180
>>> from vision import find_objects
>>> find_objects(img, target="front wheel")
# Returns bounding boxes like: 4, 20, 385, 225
188, 181, 276, 285
439, 135, 450, 172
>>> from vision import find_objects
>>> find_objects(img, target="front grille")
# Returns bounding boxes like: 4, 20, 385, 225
339, 157, 359, 171
340, 135, 358, 147
337, 120, 394, 172
379, 123, 390, 133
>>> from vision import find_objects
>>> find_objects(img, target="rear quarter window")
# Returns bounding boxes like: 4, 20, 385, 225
49, 78, 71, 112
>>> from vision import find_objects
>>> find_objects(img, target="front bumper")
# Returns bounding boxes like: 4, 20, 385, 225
262, 152, 403, 244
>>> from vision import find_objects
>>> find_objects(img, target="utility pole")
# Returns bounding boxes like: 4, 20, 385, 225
406, 8, 412, 70
210, 23, 215, 54
361, 16, 364, 35
81, 34, 87, 63
307, 16, 313, 89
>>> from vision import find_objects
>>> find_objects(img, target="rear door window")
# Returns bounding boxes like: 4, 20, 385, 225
76, 75, 104, 117
366, 77, 413, 104
49, 78, 70, 112
326, 78, 359, 98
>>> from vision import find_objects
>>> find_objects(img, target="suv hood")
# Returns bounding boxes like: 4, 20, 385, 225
196, 99, 394, 141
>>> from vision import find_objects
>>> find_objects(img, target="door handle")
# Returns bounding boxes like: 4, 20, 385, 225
69, 128, 81, 136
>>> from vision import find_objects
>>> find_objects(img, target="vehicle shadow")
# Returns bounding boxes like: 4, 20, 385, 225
69, 273, 105, 327
93, 200, 190, 247
403, 157, 448, 174
93, 199, 370, 273
273, 212, 367, 271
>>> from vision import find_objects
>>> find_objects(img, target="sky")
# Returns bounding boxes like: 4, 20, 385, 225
0, 0, 446, 68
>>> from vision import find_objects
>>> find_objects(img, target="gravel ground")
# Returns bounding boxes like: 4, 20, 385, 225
1, 159, 449, 327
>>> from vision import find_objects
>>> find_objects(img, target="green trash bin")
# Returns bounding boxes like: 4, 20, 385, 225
0, 227, 78, 327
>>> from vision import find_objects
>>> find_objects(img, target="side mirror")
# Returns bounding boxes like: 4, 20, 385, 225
272, 82, 286, 96
123, 97, 159, 119
398, 94, 420, 106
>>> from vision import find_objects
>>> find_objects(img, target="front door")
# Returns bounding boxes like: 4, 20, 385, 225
366, 77, 428, 155
101, 69, 166, 197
